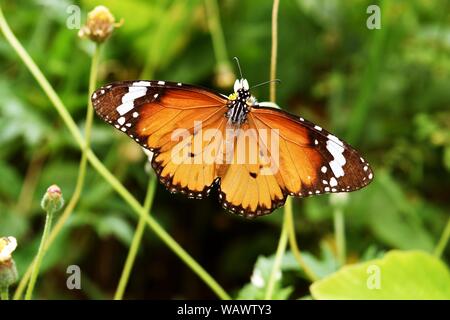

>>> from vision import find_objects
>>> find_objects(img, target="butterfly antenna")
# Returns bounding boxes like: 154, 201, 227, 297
233, 57, 243, 79
250, 79, 281, 89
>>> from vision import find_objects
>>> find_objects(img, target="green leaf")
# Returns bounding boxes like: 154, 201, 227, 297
97, 215, 134, 246
310, 250, 450, 300
236, 255, 293, 300
347, 170, 435, 251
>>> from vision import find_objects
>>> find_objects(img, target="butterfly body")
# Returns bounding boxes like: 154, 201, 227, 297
226, 79, 252, 125
92, 78, 373, 217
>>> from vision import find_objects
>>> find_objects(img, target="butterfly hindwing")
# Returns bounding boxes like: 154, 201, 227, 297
217, 121, 286, 217
250, 106, 373, 199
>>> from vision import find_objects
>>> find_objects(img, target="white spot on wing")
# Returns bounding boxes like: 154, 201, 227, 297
329, 177, 338, 187
321, 166, 327, 173
157, 81, 165, 85
133, 81, 151, 86
326, 135, 346, 178
116, 86, 147, 115
314, 125, 322, 131
327, 134, 344, 146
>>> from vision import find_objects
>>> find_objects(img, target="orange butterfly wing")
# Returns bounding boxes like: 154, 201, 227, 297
93, 81, 230, 197
217, 106, 373, 216
252, 107, 373, 196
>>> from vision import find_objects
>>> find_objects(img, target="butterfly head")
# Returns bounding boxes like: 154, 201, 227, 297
233, 78, 251, 102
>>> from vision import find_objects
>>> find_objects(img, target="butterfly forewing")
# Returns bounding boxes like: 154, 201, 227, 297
92, 80, 230, 198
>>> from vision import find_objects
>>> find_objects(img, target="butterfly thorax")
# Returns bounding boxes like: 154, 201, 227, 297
226, 79, 253, 125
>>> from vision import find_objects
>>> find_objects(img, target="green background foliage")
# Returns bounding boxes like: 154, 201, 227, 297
0, 0, 449, 299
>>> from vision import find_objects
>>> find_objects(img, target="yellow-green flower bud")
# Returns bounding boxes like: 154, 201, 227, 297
0, 237, 18, 290
40, 184, 64, 212
78, 6, 122, 43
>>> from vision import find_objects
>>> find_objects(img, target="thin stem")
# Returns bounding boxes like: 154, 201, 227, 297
205, 0, 229, 66
265, 0, 287, 300
24, 210, 54, 300
434, 217, 450, 258
1, 287, 8, 300
13, 45, 101, 300
0, 5, 230, 300
85, 45, 100, 147
269, 0, 280, 102
265, 209, 289, 300
114, 176, 157, 300
284, 199, 319, 281
333, 207, 346, 266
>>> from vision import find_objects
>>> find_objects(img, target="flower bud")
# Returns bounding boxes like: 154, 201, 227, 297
78, 6, 122, 43
0, 237, 18, 289
0, 237, 17, 263
41, 185, 65, 212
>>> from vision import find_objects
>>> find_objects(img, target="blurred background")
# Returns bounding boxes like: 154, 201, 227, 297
0, 0, 449, 299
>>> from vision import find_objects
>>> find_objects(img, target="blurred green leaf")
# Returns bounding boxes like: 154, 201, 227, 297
0, 160, 22, 200
97, 214, 134, 246
236, 254, 294, 300
310, 250, 450, 299
347, 170, 435, 251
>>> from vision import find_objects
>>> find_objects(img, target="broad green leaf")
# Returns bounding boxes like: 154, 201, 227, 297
310, 250, 450, 300
236, 255, 293, 300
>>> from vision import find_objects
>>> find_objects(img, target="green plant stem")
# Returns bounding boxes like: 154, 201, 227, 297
284, 199, 319, 281
334, 207, 346, 266
434, 217, 450, 258
265, 207, 289, 300
205, 0, 229, 66
114, 176, 157, 300
1, 287, 8, 300
265, 0, 288, 300
269, 0, 280, 102
13, 44, 101, 300
24, 209, 54, 300
0, 6, 230, 300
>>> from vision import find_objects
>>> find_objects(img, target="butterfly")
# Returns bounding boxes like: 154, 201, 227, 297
92, 74, 373, 218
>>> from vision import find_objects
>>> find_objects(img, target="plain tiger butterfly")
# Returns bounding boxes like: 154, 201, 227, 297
92, 71, 373, 218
